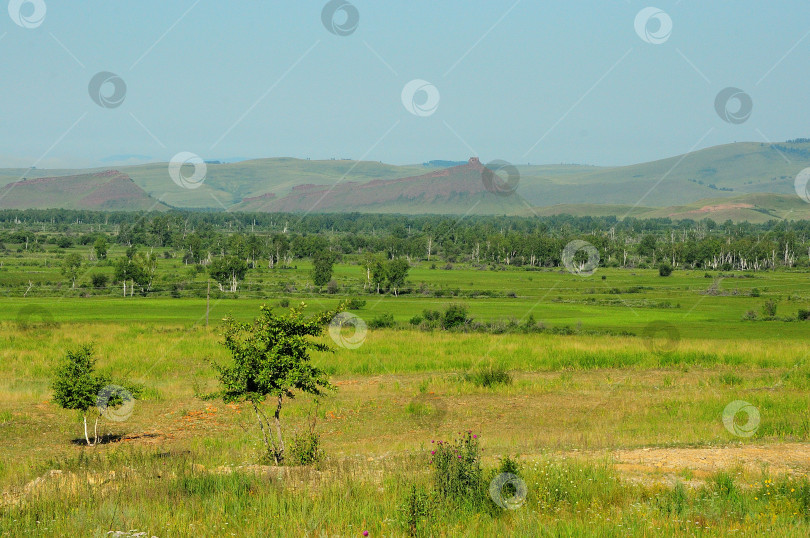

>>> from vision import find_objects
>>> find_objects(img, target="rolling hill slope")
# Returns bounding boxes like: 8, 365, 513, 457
1, 140, 810, 219
235, 158, 525, 214
0, 171, 168, 211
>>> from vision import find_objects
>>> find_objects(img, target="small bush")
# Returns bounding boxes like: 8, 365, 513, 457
278, 299, 290, 308
287, 431, 323, 466
441, 303, 470, 330
798, 309, 810, 321
742, 310, 758, 321
90, 274, 108, 288
346, 298, 366, 310
659, 263, 673, 277
422, 309, 441, 322
368, 312, 395, 329
464, 365, 512, 387
409, 315, 423, 326
762, 299, 777, 318
326, 280, 338, 294
750, 288, 760, 297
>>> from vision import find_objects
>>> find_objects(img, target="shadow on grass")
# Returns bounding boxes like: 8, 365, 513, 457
69, 432, 164, 446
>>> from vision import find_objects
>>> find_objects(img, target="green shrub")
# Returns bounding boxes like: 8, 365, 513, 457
798, 309, 810, 321
658, 263, 673, 277
464, 365, 512, 387
286, 430, 323, 466
762, 299, 777, 318
90, 273, 108, 288
368, 312, 395, 329
409, 315, 423, 326
346, 298, 366, 310
441, 304, 470, 330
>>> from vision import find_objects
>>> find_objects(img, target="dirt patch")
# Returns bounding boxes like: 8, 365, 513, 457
669, 202, 755, 219
576, 443, 810, 487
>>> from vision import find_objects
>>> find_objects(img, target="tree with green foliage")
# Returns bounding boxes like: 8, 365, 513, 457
367, 257, 410, 295
638, 234, 657, 258
113, 250, 156, 295
51, 344, 138, 446
93, 237, 108, 260
385, 258, 410, 296
311, 250, 337, 287
658, 262, 673, 277
209, 255, 248, 292
213, 304, 341, 464
61, 253, 83, 288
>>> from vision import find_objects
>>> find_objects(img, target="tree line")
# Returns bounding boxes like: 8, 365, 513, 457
3, 209, 810, 277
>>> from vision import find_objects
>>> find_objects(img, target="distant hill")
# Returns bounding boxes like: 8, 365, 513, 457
236, 158, 525, 214
523, 194, 810, 224
0, 171, 168, 211
1, 141, 810, 219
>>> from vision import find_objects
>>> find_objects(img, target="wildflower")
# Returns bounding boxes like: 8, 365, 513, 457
431, 451, 435, 455
363, 532, 369, 537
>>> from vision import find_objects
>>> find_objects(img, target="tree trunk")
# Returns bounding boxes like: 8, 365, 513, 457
252, 401, 277, 463
274, 395, 285, 461
83, 414, 95, 446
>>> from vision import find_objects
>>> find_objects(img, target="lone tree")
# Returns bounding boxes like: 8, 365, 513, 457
209, 255, 248, 292
311, 250, 337, 287
62, 253, 83, 288
51, 344, 137, 446
368, 258, 410, 295
213, 303, 341, 464
93, 237, 108, 260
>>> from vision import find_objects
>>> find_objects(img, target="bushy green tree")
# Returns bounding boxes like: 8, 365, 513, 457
61, 253, 83, 288
209, 255, 248, 292
113, 250, 157, 294
386, 258, 410, 296
311, 250, 337, 287
93, 237, 108, 260
51, 344, 138, 446
368, 258, 410, 295
213, 303, 342, 464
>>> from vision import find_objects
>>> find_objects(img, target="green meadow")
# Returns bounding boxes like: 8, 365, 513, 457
3, 253, 810, 535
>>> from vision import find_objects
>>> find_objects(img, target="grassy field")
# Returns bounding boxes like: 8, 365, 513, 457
3, 256, 810, 535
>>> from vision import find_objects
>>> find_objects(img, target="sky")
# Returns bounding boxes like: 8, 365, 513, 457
1, 0, 809, 169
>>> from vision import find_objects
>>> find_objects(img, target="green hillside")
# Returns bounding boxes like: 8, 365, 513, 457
515, 142, 807, 207
1, 141, 809, 217
0, 171, 168, 211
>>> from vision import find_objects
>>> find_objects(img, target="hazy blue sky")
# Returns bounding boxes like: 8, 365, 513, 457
2, 1, 809, 169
